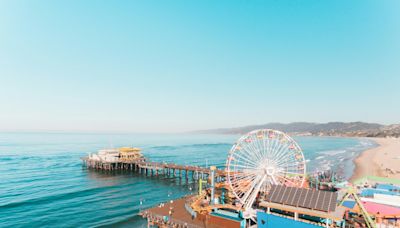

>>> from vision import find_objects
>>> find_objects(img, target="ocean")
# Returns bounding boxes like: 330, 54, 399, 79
0, 132, 376, 227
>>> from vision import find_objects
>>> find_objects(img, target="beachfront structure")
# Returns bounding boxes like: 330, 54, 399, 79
351, 181, 400, 227
89, 149, 120, 162
119, 147, 144, 162
87, 147, 144, 163
257, 213, 322, 228
258, 185, 346, 228
339, 181, 400, 228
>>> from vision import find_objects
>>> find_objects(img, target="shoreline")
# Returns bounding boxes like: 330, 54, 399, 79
350, 137, 400, 182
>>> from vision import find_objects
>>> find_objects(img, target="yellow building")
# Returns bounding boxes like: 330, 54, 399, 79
119, 147, 144, 161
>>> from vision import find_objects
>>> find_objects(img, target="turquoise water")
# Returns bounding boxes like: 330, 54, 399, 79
0, 133, 375, 227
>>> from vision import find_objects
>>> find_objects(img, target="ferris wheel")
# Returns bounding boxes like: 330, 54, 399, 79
226, 129, 306, 210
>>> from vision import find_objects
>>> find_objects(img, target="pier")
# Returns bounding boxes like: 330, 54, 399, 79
81, 147, 231, 227
82, 157, 226, 182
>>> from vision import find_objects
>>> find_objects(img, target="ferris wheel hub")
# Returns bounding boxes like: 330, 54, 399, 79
265, 166, 275, 175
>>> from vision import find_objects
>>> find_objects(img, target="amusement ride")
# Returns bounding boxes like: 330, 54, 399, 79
226, 129, 307, 213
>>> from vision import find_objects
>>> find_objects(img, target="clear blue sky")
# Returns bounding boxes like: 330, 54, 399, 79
0, 1, 399, 132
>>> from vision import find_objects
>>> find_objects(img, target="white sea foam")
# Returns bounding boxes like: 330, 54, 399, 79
315, 160, 332, 171
319, 149, 347, 156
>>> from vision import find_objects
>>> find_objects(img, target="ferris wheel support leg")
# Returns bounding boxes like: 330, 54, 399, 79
245, 175, 267, 209
241, 174, 264, 206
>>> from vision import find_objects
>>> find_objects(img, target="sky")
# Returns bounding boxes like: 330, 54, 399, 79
0, 0, 399, 133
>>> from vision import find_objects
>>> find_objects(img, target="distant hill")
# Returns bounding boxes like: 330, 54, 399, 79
193, 122, 400, 138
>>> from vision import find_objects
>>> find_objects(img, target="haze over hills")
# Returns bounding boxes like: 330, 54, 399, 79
194, 122, 400, 138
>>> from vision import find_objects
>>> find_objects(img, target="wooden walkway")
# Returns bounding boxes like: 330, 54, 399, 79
82, 157, 226, 181
140, 195, 241, 228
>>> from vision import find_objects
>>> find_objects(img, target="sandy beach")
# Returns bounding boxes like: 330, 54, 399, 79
351, 137, 400, 181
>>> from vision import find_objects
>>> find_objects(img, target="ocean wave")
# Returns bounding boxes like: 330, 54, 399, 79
0, 185, 122, 210
96, 214, 147, 228
319, 149, 347, 156
149, 145, 177, 150
317, 160, 332, 171
150, 143, 231, 150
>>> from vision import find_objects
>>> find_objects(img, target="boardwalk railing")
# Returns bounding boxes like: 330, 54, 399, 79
82, 156, 226, 182
141, 210, 203, 228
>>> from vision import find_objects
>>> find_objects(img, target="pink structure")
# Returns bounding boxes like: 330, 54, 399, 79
361, 201, 400, 216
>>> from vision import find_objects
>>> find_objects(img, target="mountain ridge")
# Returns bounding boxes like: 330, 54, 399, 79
193, 122, 400, 137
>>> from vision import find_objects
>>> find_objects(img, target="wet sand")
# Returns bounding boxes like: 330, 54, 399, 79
351, 138, 400, 181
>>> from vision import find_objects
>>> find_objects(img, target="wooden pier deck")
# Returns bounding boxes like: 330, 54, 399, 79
82, 155, 230, 227
82, 157, 226, 181
140, 195, 241, 228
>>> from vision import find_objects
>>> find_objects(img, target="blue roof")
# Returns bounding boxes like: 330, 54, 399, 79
360, 188, 400, 197
211, 209, 243, 222
342, 201, 356, 209
257, 211, 320, 228
376, 184, 400, 191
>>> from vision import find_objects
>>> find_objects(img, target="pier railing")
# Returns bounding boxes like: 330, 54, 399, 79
141, 210, 203, 228
82, 156, 226, 181
184, 196, 198, 219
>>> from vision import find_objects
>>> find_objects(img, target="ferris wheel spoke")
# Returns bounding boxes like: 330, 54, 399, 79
266, 138, 279, 158
276, 163, 302, 171
272, 143, 291, 163
255, 134, 267, 159
275, 155, 299, 168
265, 134, 274, 159
275, 173, 298, 186
233, 157, 258, 168
261, 132, 267, 159
236, 141, 260, 160
232, 172, 257, 181
269, 132, 280, 159
274, 153, 296, 164
243, 135, 263, 162
272, 139, 285, 163
274, 136, 297, 160
245, 175, 267, 209
253, 132, 268, 160
231, 174, 258, 186
274, 148, 296, 166
230, 153, 259, 168
238, 145, 262, 166
279, 171, 305, 176
231, 164, 260, 171
278, 166, 304, 174
232, 176, 258, 186
272, 140, 290, 161
231, 177, 259, 197
270, 175, 278, 185
241, 173, 264, 205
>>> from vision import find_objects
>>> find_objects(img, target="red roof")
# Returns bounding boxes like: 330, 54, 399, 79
361, 201, 400, 216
